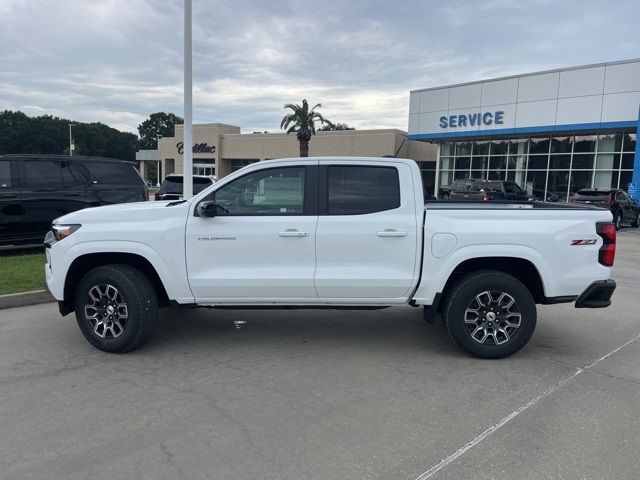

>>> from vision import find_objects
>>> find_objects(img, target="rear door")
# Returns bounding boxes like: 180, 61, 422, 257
0, 158, 23, 245
80, 161, 146, 205
314, 161, 419, 299
19, 158, 87, 240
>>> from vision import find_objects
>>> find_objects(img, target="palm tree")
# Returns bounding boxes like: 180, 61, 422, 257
280, 99, 333, 157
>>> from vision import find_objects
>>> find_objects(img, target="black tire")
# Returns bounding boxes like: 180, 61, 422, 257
75, 264, 158, 353
442, 270, 537, 359
613, 211, 623, 230
631, 212, 640, 228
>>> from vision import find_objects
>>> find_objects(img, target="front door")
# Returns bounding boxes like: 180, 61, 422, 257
314, 162, 419, 300
186, 163, 318, 301
0, 159, 23, 246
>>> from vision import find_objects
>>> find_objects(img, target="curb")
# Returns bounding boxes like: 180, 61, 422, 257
0, 290, 55, 310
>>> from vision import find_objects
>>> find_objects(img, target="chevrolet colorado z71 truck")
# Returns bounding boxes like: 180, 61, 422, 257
44, 157, 617, 358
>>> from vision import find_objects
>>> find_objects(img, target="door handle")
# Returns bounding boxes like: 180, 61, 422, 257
0, 194, 17, 199
64, 193, 81, 197
376, 229, 408, 237
278, 229, 309, 237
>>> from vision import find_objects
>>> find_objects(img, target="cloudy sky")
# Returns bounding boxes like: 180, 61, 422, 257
1, 0, 639, 134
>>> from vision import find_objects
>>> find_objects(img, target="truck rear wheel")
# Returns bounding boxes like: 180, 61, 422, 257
442, 270, 536, 359
74, 264, 158, 353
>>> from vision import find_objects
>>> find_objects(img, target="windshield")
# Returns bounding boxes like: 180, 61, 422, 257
160, 176, 212, 194
574, 191, 610, 201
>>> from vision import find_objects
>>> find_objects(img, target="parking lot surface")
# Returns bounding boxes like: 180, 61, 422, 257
1, 232, 639, 479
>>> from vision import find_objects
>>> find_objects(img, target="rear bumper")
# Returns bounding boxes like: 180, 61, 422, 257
575, 280, 616, 308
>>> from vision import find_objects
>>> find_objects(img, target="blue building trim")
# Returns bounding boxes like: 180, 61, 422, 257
408, 120, 638, 141
630, 106, 640, 199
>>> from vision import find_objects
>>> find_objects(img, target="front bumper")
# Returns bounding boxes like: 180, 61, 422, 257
575, 280, 616, 308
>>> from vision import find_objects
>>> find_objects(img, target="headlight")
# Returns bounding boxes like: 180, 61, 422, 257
52, 224, 82, 241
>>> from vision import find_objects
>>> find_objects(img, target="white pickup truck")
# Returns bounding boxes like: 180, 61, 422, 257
45, 157, 617, 358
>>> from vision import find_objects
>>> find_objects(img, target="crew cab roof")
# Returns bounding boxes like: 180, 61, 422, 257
0, 154, 136, 165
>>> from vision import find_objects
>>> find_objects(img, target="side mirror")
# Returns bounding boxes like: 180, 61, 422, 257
196, 200, 229, 217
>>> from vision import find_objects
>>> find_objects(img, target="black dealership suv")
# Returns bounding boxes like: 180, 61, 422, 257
0, 155, 147, 247
447, 179, 530, 202
570, 188, 640, 230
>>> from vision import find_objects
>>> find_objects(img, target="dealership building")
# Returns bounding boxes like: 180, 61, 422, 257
408, 58, 640, 200
138, 125, 438, 193
138, 58, 639, 200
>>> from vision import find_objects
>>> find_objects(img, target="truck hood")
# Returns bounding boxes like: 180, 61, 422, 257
54, 200, 191, 224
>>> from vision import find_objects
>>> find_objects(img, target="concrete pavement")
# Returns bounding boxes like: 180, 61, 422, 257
1, 231, 639, 479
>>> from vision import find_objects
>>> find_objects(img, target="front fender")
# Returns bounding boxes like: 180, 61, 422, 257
49, 239, 194, 304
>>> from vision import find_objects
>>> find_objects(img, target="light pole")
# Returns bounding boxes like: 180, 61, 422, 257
183, 0, 193, 198
156, 134, 163, 187
68, 124, 75, 156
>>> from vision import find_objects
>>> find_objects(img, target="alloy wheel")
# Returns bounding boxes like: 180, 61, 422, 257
84, 284, 129, 339
464, 290, 522, 345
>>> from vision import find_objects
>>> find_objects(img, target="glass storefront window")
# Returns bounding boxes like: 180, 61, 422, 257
440, 157, 454, 170
437, 130, 634, 199
507, 155, 526, 170
490, 139, 509, 155
547, 170, 570, 199
594, 171, 618, 190
569, 171, 593, 195
621, 153, 635, 170
440, 142, 455, 156
527, 156, 548, 170
489, 157, 507, 170
454, 157, 471, 170
551, 136, 573, 153
597, 133, 623, 152
574, 135, 597, 153
529, 137, 550, 155
509, 138, 528, 155
472, 141, 490, 156
549, 154, 571, 170
525, 171, 547, 200
508, 169, 526, 187
595, 153, 620, 170
439, 170, 453, 186
571, 154, 595, 170
488, 169, 505, 180
456, 142, 472, 156
471, 157, 488, 171
623, 133, 636, 152
620, 171, 633, 190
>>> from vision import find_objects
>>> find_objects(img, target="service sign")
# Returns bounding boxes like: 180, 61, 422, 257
439, 111, 505, 129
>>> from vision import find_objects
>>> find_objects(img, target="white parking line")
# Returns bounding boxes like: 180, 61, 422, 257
413, 332, 640, 480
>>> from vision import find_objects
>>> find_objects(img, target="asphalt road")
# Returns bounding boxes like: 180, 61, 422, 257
1, 231, 639, 480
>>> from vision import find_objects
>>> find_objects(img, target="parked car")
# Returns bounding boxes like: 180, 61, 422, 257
438, 178, 481, 199
46, 157, 616, 359
0, 154, 147, 247
448, 180, 530, 202
154, 174, 214, 201
570, 189, 640, 229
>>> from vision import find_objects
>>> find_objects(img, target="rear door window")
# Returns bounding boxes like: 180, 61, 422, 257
22, 160, 64, 189
83, 162, 143, 185
327, 166, 400, 215
0, 160, 12, 188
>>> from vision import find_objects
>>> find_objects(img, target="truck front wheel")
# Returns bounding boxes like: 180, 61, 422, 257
442, 270, 537, 359
74, 264, 158, 353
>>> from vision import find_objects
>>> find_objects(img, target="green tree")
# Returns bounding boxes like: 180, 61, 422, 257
137, 112, 183, 149
280, 99, 332, 157
0, 110, 138, 160
318, 122, 355, 131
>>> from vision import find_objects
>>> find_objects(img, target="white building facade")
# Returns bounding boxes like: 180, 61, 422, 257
408, 59, 640, 200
